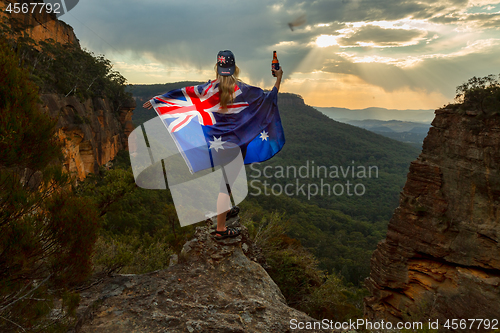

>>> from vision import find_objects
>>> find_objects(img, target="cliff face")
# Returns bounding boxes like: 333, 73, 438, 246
0, 0, 79, 46
1, 0, 134, 179
41, 94, 135, 180
365, 109, 500, 325
71, 220, 332, 333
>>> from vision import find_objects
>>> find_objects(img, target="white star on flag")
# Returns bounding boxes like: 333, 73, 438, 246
209, 136, 226, 152
259, 130, 269, 141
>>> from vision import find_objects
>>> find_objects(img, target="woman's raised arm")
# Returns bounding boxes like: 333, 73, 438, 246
272, 67, 283, 92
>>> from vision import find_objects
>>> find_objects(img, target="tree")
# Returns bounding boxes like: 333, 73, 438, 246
0, 38, 100, 332
455, 74, 500, 115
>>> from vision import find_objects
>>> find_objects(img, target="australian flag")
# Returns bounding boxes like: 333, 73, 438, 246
150, 80, 285, 173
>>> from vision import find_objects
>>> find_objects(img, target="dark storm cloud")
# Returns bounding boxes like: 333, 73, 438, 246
283, 0, 469, 24
63, 0, 304, 83
64, 0, 483, 58
61, 0, 500, 96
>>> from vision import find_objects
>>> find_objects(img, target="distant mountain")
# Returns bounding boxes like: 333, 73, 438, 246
370, 126, 396, 133
314, 106, 435, 123
336, 119, 432, 148
342, 119, 430, 132
409, 126, 432, 134
371, 131, 428, 149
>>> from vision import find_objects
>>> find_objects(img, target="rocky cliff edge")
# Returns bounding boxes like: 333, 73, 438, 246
365, 109, 500, 327
71, 218, 336, 333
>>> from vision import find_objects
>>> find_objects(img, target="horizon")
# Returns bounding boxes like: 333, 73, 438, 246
129, 81, 436, 122
59, 0, 500, 110
129, 82, 436, 111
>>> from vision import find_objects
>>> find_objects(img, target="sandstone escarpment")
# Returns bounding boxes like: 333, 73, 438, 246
0, 0, 79, 46
41, 94, 135, 180
71, 219, 334, 333
1, 0, 131, 179
365, 109, 500, 329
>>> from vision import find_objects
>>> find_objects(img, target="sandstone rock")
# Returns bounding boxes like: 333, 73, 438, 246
40, 94, 135, 180
72, 223, 336, 333
0, 0, 80, 47
1, 1, 134, 180
365, 109, 500, 329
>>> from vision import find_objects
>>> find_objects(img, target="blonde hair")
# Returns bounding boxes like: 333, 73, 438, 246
215, 64, 240, 112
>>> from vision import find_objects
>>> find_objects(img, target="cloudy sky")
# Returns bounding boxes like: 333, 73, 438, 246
60, 0, 500, 109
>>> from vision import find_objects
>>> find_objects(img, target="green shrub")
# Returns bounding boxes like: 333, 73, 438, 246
454, 74, 500, 115
92, 227, 173, 275
242, 212, 365, 321
302, 273, 365, 322
0, 38, 100, 332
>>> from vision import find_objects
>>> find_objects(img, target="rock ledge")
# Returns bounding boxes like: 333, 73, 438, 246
73, 219, 334, 333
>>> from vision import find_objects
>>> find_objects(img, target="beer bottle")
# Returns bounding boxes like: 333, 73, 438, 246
272, 51, 279, 77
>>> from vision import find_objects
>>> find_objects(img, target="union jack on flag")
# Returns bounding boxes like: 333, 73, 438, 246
152, 81, 249, 133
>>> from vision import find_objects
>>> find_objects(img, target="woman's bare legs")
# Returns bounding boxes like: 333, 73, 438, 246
214, 147, 244, 238
216, 192, 231, 233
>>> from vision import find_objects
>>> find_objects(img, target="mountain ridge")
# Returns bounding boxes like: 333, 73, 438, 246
315, 106, 435, 123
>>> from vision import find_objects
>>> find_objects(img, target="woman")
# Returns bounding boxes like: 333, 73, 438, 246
144, 50, 283, 240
